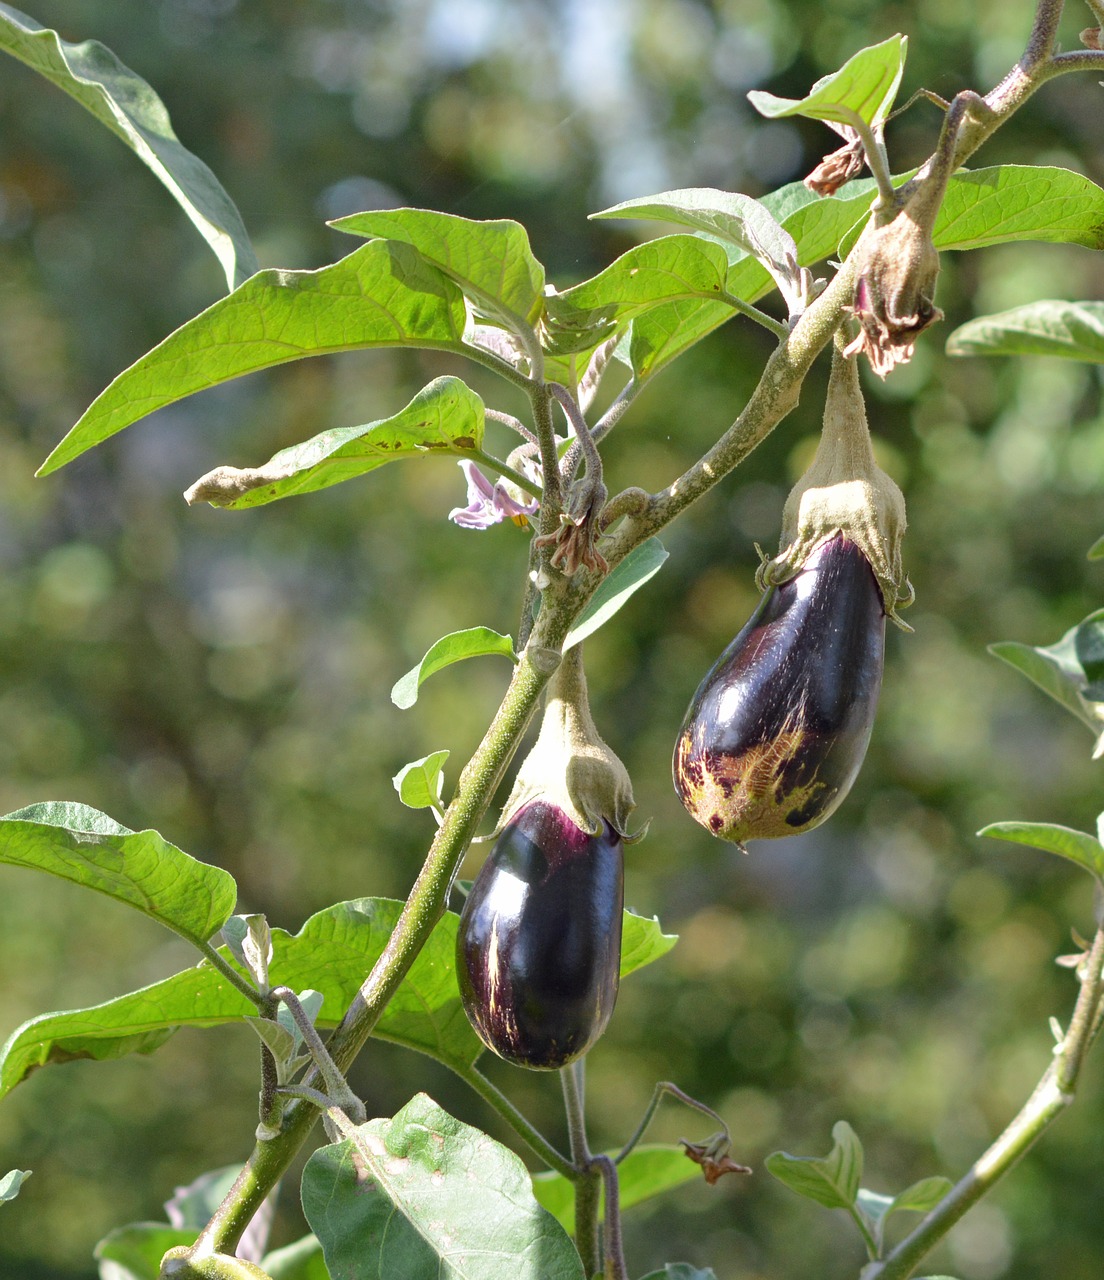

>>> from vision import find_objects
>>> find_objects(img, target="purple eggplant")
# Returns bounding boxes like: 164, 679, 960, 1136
456, 798, 624, 1069
673, 534, 885, 844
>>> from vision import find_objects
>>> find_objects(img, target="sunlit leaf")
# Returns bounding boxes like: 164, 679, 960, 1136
185, 377, 485, 509
393, 750, 450, 810
948, 300, 1104, 361
766, 1120, 863, 1210
0, 1168, 29, 1204
748, 34, 906, 129
979, 821, 1104, 881
935, 166, 1104, 251
301, 1093, 585, 1280
331, 207, 546, 332
532, 1145, 702, 1234
620, 911, 678, 978
564, 538, 669, 651
93, 1223, 196, 1280
38, 240, 468, 476
391, 627, 516, 710
989, 611, 1104, 755
0, 3, 256, 290
0, 802, 237, 952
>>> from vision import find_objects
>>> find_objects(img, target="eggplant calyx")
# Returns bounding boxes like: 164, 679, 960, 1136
757, 345, 912, 626
499, 643, 637, 839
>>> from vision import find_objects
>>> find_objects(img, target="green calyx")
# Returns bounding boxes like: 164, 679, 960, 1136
500, 643, 637, 838
758, 342, 912, 627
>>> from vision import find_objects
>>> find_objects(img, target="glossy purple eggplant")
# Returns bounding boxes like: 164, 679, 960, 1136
456, 798, 624, 1069
673, 534, 885, 844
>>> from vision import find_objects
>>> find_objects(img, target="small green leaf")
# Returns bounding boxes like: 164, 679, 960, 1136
990, 612, 1104, 754
391, 627, 516, 710
262, 1235, 329, 1280
0, 1168, 29, 1203
301, 1093, 585, 1280
591, 191, 802, 312
331, 207, 546, 333
1089, 535, 1104, 561
221, 914, 272, 989
548, 236, 731, 338
185, 377, 485, 509
38, 240, 468, 476
93, 1223, 196, 1280
0, 802, 237, 953
564, 538, 669, 651
0, 4, 256, 290
979, 821, 1104, 881
857, 1176, 952, 1253
620, 911, 678, 978
748, 34, 906, 129
393, 750, 450, 810
766, 1120, 864, 1210
638, 1267, 718, 1280
533, 1145, 702, 1234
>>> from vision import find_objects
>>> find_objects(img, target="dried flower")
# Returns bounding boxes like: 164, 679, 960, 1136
804, 123, 866, 197
680, 1137, 751, 1185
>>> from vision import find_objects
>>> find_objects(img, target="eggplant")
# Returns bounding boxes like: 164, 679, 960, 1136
673, 534, 885, 844
456, 798, 624, 1069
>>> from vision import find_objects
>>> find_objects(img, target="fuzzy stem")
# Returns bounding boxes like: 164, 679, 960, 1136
614, 1080, 730, 1164
562, 1060, 602, 1276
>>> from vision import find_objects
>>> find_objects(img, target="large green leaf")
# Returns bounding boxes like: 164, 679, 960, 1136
184, 377, 485, 509
564, 538, 669, 651
331, 207, 546, 333
989, 611, 1104, 756
0, 802, 236, 952
934, 166, 1104, 251
948, 300, 1104, 361
301, 1093, 584, 1280
765, 1120, 864, 1210
94, 1224, 196, 1280
0, 3, 256, 291
979, 821, 1104, 881
532, 1145, 702, 1234
38, 240, 469, 476
627, 297, 738, 380
0, 899, 484, 1098
548, 236, 732, 337
748, 34, 906, 129
590, 191, 801, 311
391, 626, 517, 710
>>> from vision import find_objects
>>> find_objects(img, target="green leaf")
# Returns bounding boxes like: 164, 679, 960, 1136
638, 1267, 718, 1280
590, 191, 801, 312
564, 538, 669, 651
1089, 535, 1104, 561
0, 802, 237, 952
0, 899, 485, 1098
38, 240, 469, 476
979, 821, 1104, 881
765, 1120, 864, 1210
548, 236, 732, 338
857, 1176, 952, 1252
391, 627, 516, 710
262, 1235, 329, 1280
989, 612, 1104, 754
948, 300, 1104, 362
0, 1168, 29, 1203
331, 207, 546, 333
93, 1223, 196, 1280
532, 1145, 701, 1234
184, 376, 485, 510
748, 34, 906, 129
934, 166, 1104, 252
301, 1092, 585, 1280
0, 4, 256, 291
393, 750, 450, 810
627, 297, 737, 380
620, 910, 678, 978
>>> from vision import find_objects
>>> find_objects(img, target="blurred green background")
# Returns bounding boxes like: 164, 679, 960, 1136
2, 1, 1104, 1277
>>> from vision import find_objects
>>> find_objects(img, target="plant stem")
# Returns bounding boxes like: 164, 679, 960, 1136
193, 939, 266, 1008
562, 1060, 602, 1276
459, 1064, 577, 1180
614, 1080, 730, 1163
718, 291, 791, 339
464, 447, 544, 500
865, 925, 1104, 1280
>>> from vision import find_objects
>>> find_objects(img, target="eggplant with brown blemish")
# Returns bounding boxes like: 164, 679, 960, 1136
673, 533, 885, 845
456, 798, 624, 1069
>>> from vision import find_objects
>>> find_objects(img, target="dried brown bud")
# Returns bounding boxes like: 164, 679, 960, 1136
1080, 26, 1103, 50
804, 136, 866, 197
845, 193, 943, 378
681, 1138, 752, 1185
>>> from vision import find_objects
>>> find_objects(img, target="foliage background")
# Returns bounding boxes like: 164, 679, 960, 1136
1, 1, 1103, 1277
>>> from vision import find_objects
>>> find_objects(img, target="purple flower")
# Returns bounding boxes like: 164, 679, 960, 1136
449, 460, 539, 529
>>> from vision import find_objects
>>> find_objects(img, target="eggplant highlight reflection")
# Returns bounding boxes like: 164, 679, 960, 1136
456, 799, 624, 1069
674, 534, 885, 844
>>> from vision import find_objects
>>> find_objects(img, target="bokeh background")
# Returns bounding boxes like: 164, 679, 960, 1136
2, 1, 1104, 1277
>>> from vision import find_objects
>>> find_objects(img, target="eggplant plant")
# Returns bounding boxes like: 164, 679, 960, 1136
3, 2, 1104, 1279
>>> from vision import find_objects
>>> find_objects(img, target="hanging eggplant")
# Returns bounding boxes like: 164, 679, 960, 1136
673, 533, 886, 844
456, 644, 635, 1069
456, 798, 624, 1069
